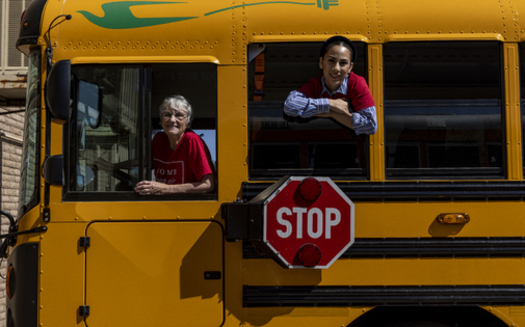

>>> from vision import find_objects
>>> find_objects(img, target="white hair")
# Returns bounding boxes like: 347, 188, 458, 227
159, 95, 193, 124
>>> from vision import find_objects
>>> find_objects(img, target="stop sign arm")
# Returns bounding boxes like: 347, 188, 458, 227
222, 176, 289, 242
222, 176, 292, 268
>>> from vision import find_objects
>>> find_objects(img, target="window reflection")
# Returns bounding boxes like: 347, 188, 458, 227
384, 42, 503, 179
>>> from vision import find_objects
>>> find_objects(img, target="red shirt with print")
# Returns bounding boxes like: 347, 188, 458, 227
152, 130, 214, 185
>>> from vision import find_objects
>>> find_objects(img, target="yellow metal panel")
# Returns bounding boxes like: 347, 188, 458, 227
243, 257, 525, 286
376, 0, 507, 42
245, 1, 370, 42
240, 307, 367, 327
85, 221, 223, 327
504, 43, 522, 180
38, 223, 87, 327
354, 201, 525, 238
50, 0, 244, 64
367, 44, 384, 181
69, 56, 220, 64
217, 65, 248, 202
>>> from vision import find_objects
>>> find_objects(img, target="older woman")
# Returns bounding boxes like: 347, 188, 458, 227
135, 95, 215, 195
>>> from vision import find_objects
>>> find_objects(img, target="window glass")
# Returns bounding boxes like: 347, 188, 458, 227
70, 66, 143, 193
248, 42, 368, 180
18, 49, 41, 214
384, 42, 504, 179
519, 43, 525, 173
68, 64, 217, 200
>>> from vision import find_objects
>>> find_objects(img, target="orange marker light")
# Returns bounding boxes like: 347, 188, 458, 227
437, 213, 470, 224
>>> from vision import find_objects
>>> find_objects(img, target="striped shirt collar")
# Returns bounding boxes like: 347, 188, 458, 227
320, 75, 349, 97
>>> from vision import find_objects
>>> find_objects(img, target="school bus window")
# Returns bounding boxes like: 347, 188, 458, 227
247, 42, 369, 180
519, 43, 525, 173
18, 49, 41, 215
68, 64, 217, 200
383, 42, 504, 179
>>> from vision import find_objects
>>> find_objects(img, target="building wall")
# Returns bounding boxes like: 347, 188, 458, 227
0, 107, 24, 327
0, 0, 33, 325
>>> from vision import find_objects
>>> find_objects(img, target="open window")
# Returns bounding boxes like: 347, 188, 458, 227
247, 42, 369, 180
66, 63, 217, 201
383, 41, 504, 179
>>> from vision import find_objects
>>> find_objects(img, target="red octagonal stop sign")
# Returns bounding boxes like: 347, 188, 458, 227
264, 176, 354, 269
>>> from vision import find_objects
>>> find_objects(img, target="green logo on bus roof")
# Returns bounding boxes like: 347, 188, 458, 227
78, 0, 338, 29
76, 1, 197, 29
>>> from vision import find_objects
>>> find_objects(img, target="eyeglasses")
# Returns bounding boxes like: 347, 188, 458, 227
161, 110, 187, 121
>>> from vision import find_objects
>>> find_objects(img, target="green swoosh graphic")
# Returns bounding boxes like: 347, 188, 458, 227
205, 1, 315, 16
77, 1, 198, 29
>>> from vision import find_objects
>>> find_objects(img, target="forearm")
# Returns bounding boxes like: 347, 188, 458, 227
284, 91, 330, 117
135, 175, 215, 195
351, 106, 377, 135
322, 106, 377, 135
162, 177, 214, 194
324, 111, 354, 129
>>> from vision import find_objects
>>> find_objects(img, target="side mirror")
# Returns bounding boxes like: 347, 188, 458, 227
45, 60, 71, 124
43, 155, 64, 186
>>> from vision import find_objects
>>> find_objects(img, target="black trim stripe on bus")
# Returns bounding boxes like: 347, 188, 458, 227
242, 181, 525, 202
243, 285, 525, 307
243, 237, 525, 259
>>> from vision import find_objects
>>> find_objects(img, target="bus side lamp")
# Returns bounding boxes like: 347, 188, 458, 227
437, 213, 470, 224
297, 244, 321, 267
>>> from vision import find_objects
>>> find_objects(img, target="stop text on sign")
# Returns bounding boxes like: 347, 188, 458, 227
276, 207, 341, 239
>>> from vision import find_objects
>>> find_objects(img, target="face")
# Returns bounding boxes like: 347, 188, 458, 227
319, 45, 354, 93
160, 106, 189, 138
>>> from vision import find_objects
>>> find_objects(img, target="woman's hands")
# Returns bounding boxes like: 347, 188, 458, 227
328, 98, 353, 116
316, 98, 354, 129
134, 180, 166, 195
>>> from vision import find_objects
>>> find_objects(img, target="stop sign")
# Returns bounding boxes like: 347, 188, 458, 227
263, 176, 354, 269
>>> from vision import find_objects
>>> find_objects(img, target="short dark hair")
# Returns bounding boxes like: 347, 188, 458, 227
319, 36, 357, 63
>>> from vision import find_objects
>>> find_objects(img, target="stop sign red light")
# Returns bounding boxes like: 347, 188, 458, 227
264, 176, 355, 269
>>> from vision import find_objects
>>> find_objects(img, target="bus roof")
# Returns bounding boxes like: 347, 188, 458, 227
19, 0, 522, 63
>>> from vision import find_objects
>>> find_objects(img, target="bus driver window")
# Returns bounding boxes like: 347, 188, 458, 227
68, 64, 217, 200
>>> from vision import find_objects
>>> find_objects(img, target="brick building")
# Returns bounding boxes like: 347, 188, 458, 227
0, 0, 34, 325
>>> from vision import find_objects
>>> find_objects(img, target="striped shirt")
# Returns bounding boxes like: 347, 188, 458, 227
284, 74, 377, 135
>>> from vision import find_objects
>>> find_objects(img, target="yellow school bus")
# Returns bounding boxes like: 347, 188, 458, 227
5, 0, 525, 326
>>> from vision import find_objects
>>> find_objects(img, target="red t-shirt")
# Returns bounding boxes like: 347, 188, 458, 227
297, 72, 375, 111
152, 130, 214, 185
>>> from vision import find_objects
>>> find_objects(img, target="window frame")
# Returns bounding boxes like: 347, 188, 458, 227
383, 41, 506, 180
247, 41, 371, 181
63, 63, 218, 202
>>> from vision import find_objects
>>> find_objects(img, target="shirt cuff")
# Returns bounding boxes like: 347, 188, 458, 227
317, 98, 330, 114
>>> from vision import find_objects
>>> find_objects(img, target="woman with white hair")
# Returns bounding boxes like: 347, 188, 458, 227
135, 95, 215, 195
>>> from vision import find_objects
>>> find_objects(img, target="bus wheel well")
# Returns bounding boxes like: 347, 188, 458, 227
347, 306, 508, 327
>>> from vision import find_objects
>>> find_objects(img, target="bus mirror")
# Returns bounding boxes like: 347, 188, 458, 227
43, 155, 64, 186
45, 60, 71, 124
